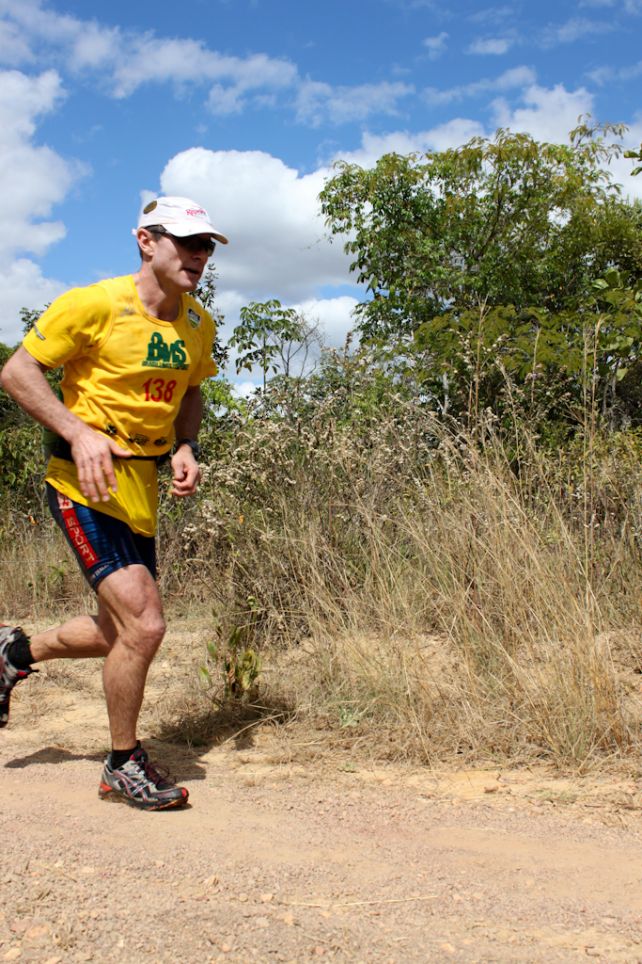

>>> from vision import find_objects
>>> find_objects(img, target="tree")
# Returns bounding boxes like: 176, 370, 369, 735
320, 123, 641, 343
319, 124, 642, 429
229, 300, 314, 392
195, 263, 230, 371
624, 143, 642, 176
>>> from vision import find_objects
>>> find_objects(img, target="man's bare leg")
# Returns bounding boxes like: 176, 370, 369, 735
2, 565, 187, 807
96, 564, 165, 750
1, 604, 116, 727
92, 566, 187, 809
29, 611, 115, 660
20, 564, 164, 747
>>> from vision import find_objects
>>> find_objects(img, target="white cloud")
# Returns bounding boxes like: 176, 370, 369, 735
540, 17, 613, 46
0, 1, 299, 112
468, 37, 511, 55
292, 296, 359, 347
469, 5, 515, 24
580, 0, 642, 10
144, 149, 365, 359
111, 42, 297, 104
490, 83, 593, 143
588, 60, 642, 85
607, 116, 642, 202
157, 147, 353, 304
0, 68, 86, 342
0, 259, 66, 345
295, 80, 414, 126
0, 68, 63, 145
232, 379, 259, 399
206, 84, 246, 117
587, 65, 615, 85
0, 87, 80, 257
70, 22, 122, 72
423, 32, 448, 60
424, 66, 536, 105
0, 19, 34, 66
0, 1, 414, 129
336, 119, 486, 167
219, 294, 359, 385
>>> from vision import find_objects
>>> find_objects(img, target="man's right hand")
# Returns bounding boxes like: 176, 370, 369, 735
70, 429, 131, 503
0, 347, 130, 503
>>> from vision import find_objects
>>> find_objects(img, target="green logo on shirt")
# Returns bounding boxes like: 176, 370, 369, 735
142, 332, 188, 370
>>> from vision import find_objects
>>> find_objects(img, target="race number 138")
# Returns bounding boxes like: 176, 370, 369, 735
142, 378, 177, 403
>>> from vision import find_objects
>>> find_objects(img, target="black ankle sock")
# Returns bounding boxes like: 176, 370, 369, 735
109, 745, 138, 769
8, 637, 34, 670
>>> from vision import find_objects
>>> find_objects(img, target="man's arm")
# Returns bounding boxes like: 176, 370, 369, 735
170, 384, 204, 498
0, 347, 130, 504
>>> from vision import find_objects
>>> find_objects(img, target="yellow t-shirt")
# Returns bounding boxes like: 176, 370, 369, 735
22, 275, 217, 536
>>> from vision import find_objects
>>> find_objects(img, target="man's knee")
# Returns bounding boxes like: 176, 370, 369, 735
98, 565, 166, 661
127, 611, 166, 660
109, 606, 165, 662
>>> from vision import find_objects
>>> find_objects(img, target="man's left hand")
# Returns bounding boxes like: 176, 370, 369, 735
170, 446, 201, 497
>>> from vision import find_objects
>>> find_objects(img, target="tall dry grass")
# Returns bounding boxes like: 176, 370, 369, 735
2, 406, 640, 770
0, 516, 91, 619
155, 407, 641, 769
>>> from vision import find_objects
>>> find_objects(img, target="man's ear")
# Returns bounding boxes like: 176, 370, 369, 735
136, 228, 156, 260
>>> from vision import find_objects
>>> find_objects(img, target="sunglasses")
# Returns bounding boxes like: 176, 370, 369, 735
148, 225, 216, 257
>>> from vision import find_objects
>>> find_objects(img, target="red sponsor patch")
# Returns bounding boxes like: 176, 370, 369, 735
57, 494, 98, 568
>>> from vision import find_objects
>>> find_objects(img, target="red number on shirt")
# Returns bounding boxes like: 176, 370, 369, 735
143, 378, 177, 402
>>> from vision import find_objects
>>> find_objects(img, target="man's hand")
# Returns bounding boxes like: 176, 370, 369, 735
0, 347, 130, 504
70, 428, 131, 503
170, 444, 201, 498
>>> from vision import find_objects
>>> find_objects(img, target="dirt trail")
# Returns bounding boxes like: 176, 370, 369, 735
2, 634, 642, 963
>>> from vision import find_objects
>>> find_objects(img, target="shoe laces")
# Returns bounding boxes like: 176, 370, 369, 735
133, 748, 173, 789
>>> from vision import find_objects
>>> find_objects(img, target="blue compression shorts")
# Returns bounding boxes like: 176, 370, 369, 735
46, 483, 157, 592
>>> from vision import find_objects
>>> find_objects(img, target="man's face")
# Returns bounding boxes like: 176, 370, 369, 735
138, 228, 214, 292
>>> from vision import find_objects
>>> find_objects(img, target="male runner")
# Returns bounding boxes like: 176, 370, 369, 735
0, 195, 228, 810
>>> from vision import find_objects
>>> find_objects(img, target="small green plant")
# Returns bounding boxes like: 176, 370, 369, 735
338, 704, 363, 728
199, 624, 262, 702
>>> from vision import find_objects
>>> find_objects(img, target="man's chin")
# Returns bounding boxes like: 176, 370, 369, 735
181, 274, 201, 292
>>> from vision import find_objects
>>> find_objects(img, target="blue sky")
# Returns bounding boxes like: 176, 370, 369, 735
1, 0, 641, 388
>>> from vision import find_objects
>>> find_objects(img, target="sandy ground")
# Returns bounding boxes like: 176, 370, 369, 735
2, 624, 642, 963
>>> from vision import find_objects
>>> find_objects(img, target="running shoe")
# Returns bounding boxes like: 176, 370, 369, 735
0, 625, 36, 728
98, 743, 189, 810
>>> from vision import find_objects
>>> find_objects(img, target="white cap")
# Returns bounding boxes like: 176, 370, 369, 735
136, 196, 229, 244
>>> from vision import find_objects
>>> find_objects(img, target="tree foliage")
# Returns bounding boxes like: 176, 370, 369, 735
320, 124, 641, 339
320, 124, 642, 428
229, 299, 315, 391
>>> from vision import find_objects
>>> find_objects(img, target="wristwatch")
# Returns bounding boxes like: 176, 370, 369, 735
175, 438, 201, 461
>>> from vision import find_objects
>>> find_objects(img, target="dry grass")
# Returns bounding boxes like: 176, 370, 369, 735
2, 416, 641, 772
0, 517, 92, 621
182, 419, 642, 770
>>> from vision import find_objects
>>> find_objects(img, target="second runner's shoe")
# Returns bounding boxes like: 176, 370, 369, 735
0, 625, 36, 728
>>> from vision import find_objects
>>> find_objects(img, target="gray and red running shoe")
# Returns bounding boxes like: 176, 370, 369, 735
99, 743, 189, 810
0, 625, 36, 728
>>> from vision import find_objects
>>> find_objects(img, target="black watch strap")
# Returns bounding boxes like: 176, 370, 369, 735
175, 438, 201, 460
